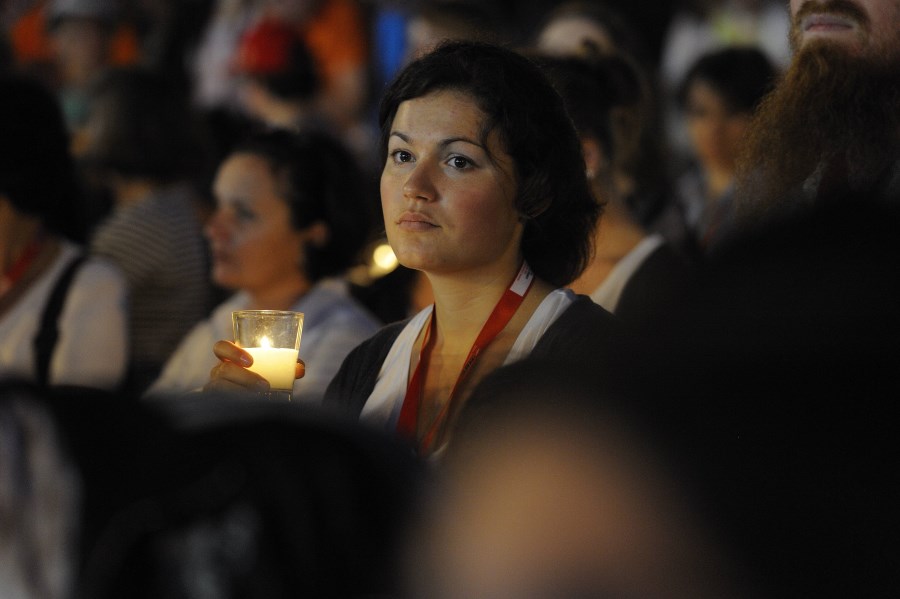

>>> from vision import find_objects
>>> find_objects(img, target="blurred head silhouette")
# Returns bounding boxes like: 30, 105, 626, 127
405, 361, 755, 599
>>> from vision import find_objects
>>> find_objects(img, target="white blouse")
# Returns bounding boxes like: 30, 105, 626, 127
0, 242, 129, 389
360, 288, 576, 432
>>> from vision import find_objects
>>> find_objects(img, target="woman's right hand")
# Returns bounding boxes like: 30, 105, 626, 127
204, 340, 305, 394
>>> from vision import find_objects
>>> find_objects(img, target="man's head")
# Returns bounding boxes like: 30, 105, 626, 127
789, 0, 900, 59
734, 0, 899, 229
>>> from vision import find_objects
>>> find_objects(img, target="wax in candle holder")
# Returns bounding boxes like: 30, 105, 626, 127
232, 310, 304, 400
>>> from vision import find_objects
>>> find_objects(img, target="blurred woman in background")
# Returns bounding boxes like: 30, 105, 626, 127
148, 128, 380, 403
662, 46, 777, 254
540, 54, 694, 322
0, 73, 127, 390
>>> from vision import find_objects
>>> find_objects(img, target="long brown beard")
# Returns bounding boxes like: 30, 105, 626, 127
734, 41, 900, 228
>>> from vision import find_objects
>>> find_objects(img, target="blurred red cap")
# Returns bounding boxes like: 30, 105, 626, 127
233, 18, 299, 75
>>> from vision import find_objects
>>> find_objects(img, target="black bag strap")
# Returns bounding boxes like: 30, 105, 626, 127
34, 253, 87, 386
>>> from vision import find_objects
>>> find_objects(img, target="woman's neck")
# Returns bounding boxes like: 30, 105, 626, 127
0, 216, 43, 274
245, 276, 313, 311
0, 216, 60, 309
570, 199, 646, 296
427, 261, 552, 351
704, 165, 735, 202
594, 200, 647, 257
111, 177, 159, 207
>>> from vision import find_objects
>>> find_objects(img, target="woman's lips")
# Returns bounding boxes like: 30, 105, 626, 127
210, 248, 234, 265
397, 211, 438, 231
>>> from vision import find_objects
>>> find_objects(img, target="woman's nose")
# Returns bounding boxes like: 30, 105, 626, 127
402, 162, 437, 202
204, 210, 229, 242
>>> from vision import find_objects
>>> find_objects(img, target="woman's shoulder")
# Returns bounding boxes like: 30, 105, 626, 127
321, 319, 410, 414
531, 293, 622, 363
60, 243, 126, 293
94, 185, 202, 243
556, 293, 619, 328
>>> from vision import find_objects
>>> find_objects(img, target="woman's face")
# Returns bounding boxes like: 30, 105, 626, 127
684, 81, 751, 173
206, 153, 306, 292
537, 16, 616, 57
380, 89, 522, 277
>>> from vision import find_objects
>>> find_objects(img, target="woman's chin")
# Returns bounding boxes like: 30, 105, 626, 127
211, 270, 242, 291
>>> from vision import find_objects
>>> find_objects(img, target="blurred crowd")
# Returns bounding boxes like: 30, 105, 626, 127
0, 0, 801, 393
2, 0, 899, 597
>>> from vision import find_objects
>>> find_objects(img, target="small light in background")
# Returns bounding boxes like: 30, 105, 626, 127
372, 243, 398, 275
347, 238, 399, 286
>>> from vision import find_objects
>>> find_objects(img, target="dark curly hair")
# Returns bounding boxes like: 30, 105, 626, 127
232, 128, 376, 282
378, 41, 599, 287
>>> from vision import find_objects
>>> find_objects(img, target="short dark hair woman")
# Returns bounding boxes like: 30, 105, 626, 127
208, 41, 620, 458
148, 128, 381, 402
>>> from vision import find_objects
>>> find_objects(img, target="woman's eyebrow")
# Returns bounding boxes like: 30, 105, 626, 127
389, 131, 485, 150
439, 136, 485, 150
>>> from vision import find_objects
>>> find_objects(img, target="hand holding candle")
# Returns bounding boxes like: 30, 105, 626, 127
232, 310, 304, 400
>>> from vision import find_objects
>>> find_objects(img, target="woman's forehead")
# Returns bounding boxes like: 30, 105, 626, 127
393, 89, 512, 154
393, 89, 486, 128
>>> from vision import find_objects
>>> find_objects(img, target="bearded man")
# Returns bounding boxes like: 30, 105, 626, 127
635, 3, 900, 595
735, 0, 900, 226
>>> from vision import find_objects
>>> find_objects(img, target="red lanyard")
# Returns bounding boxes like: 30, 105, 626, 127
397, 262, 535, 456
0, 234, 45, 297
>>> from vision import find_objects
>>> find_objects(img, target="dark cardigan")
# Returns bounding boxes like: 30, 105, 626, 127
322, 294, 620, 418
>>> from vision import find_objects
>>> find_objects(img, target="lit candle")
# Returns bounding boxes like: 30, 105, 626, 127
244, 336, 298, 391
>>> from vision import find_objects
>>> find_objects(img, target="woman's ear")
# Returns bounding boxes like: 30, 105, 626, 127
581, 137, 608, 181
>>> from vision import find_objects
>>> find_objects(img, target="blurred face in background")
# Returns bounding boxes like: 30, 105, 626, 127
262, 0, 320, 23
206, 153, 305, 292
405, 15, 460, 62
684, 80, 752, 174
48, 18, 110, 88
790, 0, 900, 58
536, 15, 616, 57
412, 411, 748, 599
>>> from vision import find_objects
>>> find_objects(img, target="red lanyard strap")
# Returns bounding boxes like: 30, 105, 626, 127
397, 262, 535, 456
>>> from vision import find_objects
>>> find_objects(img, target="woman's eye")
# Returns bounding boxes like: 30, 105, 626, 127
448, 156, 471, 169
235, 205, 256, 221
391, 149, 413, 163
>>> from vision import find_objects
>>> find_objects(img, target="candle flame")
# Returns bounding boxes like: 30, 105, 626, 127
260, 335, 272, 348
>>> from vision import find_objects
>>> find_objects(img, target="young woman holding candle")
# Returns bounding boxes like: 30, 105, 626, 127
206, 41, 620, 456
148, 128, 381, 403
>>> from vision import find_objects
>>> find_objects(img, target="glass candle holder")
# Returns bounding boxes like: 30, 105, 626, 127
232, 310, 304, 401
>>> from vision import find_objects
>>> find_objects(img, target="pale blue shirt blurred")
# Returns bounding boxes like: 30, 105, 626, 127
147, 279, 381, 403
